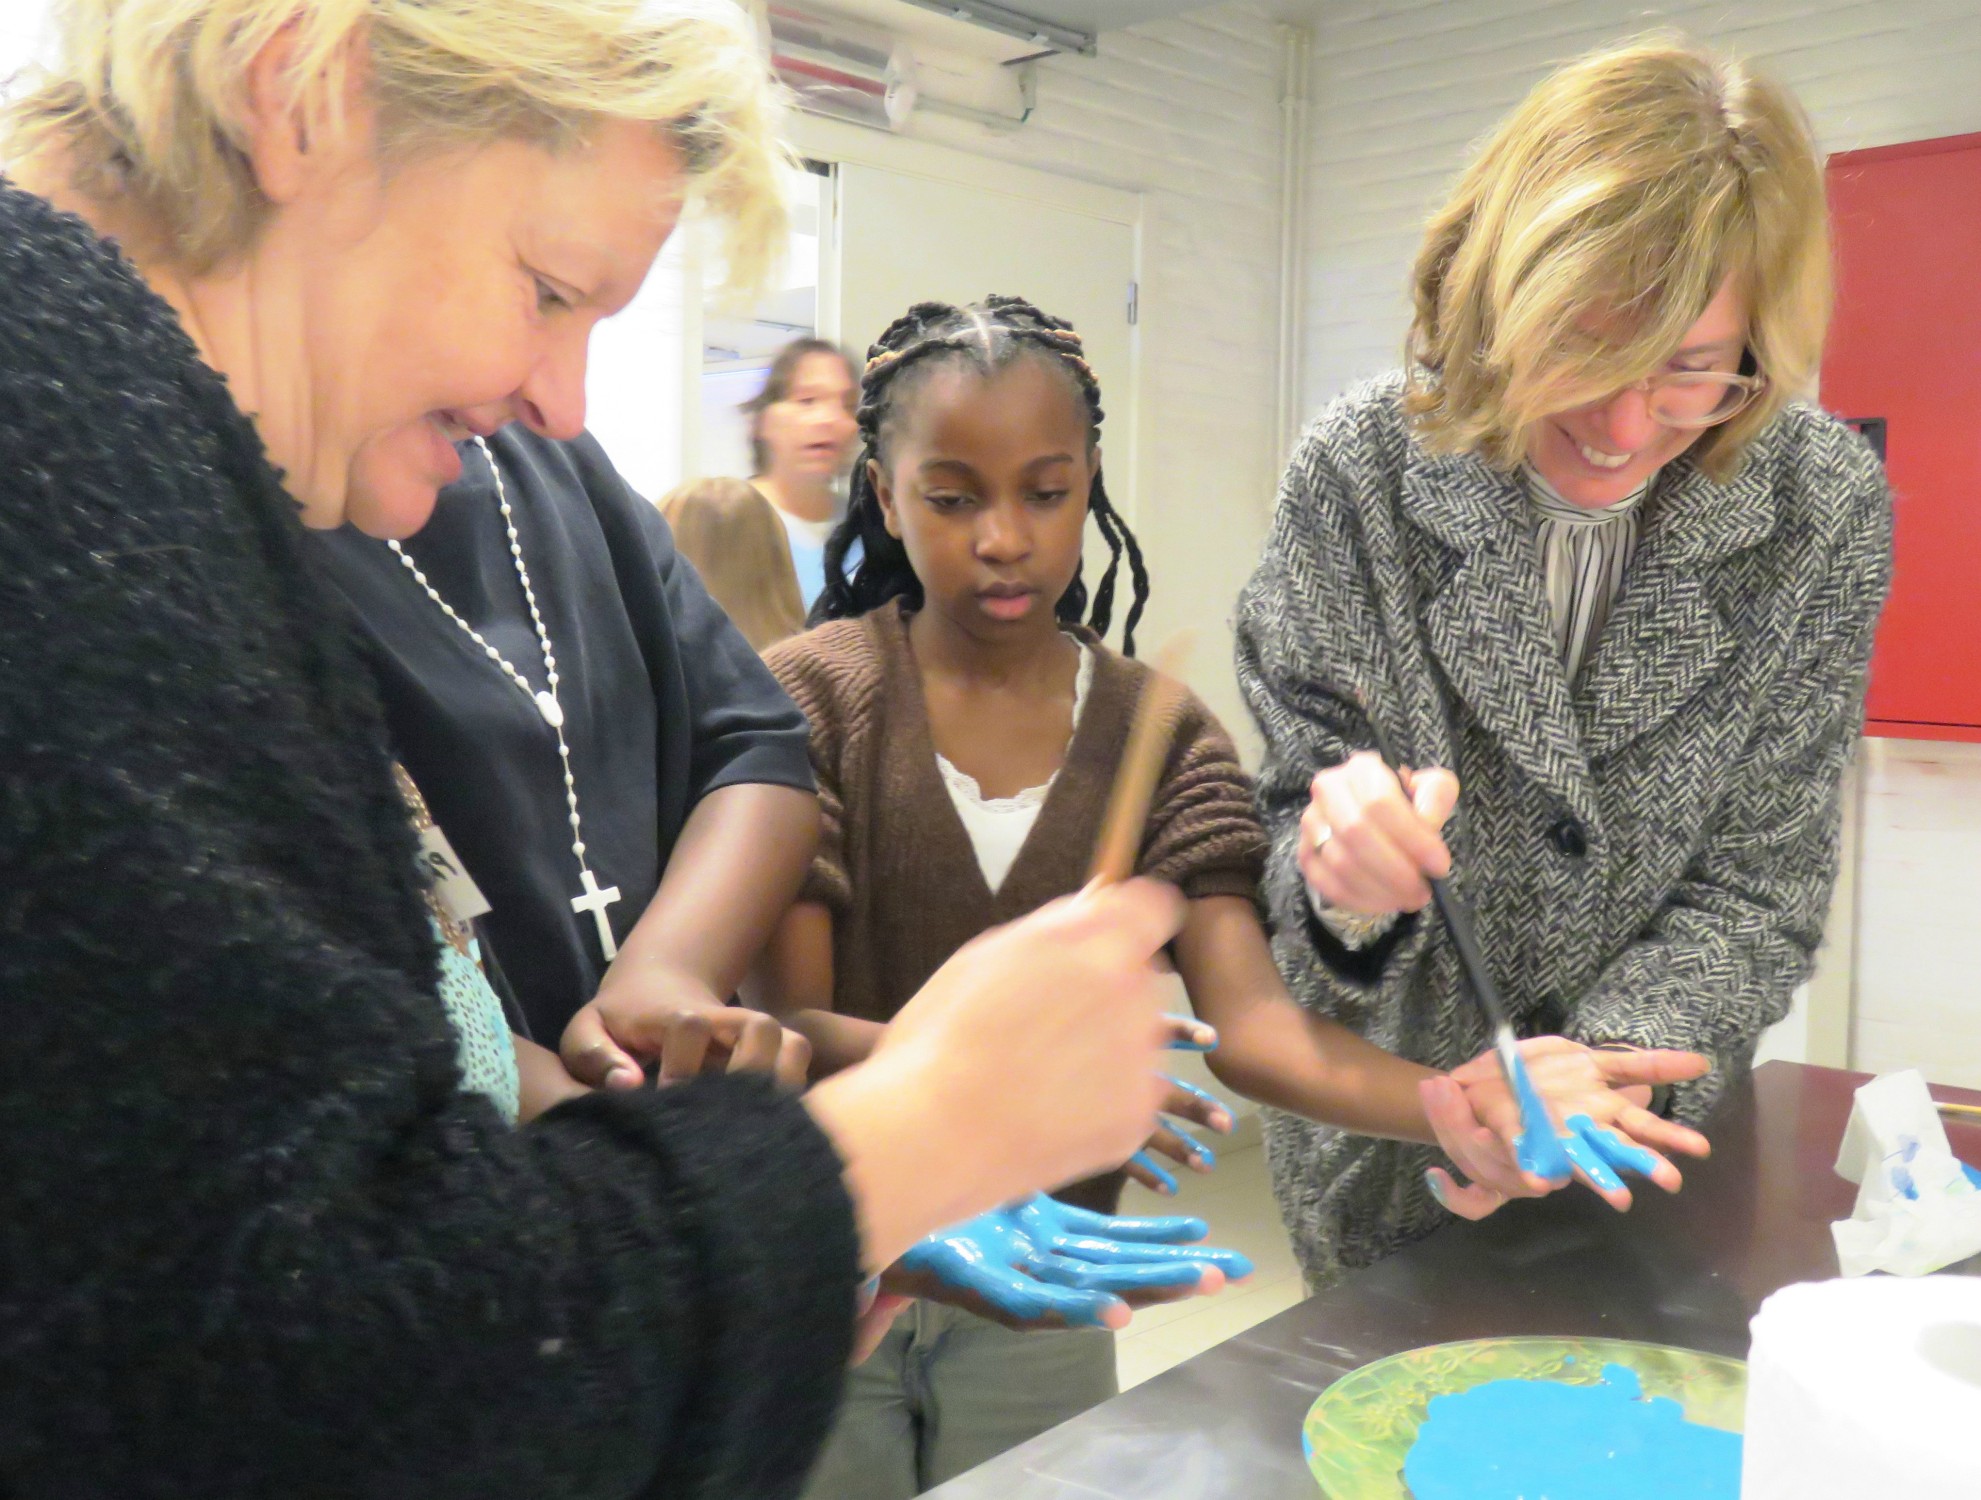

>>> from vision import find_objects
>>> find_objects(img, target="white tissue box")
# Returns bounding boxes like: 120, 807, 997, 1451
1831, 1069, 1981, 1278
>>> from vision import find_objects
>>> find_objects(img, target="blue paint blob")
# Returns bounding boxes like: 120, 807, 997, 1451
1403, 1362, 1742, 1500
1963, 1162, 1981, 1191
1560, 1127, 1626, 1192
1509, 1049, 1573, 1182
1564, 1114, 1660, 1179
1892, 1136, 1924, 1199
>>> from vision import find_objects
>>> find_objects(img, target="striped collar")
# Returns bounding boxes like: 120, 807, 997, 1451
1522, 464, 1653, 526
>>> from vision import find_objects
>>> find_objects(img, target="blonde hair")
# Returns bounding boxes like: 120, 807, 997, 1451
1405, 36, 1831, 480
661, 477, 807, 654
4, 0, 788, 292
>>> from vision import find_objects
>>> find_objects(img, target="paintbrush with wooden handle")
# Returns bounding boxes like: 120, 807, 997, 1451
1087, 634, 1195, 886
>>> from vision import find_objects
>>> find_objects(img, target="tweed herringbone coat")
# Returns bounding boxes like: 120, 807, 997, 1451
1236, 375, 1891, 1285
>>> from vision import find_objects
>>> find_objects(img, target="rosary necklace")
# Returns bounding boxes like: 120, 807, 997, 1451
387, 435, 622, 960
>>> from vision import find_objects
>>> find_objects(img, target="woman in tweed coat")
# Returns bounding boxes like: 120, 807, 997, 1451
1238, 39, 1892, 1286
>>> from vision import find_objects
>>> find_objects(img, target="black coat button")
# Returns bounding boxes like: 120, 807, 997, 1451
1548, 815, 1588, 858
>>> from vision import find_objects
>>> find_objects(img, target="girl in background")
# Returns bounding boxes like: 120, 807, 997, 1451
759, 295, 1701, 1498
745, 336, 860, 608
661, 475, 808, 652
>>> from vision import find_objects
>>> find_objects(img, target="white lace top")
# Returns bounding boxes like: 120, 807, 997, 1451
935, 640, 1094, 895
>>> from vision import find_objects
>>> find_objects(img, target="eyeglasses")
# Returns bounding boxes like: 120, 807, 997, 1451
1626, 369, 1768, 430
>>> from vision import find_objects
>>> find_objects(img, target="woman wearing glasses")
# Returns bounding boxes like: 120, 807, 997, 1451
1238, 37, 1891, 1288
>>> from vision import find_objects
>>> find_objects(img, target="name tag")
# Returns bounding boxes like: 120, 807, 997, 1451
417, 823, 492, 923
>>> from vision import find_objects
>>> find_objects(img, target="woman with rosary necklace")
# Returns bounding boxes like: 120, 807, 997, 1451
0, 1, 1205, 1492
316, 419, 1251, 1323
313, 423, 819, 1098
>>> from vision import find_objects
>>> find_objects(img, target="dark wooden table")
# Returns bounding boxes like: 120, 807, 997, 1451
928, 1061, 1981, 1499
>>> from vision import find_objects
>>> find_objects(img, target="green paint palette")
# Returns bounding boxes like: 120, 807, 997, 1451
1301, 1337, 1746, 1498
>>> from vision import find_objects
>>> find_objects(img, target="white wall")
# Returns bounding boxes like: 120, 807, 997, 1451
1297, 0, 1981, 1085
1854, 741, 1981, 1089
896, 1, 1291, 743
0, 4, 52, 108
0, 4, 48, 59
1301, 0, 1981, 404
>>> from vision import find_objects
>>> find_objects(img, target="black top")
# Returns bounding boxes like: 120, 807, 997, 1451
0, 180, 856, 1499
311, 430, 815, 1043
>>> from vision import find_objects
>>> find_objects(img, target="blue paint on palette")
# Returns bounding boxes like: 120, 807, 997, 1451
1964, 1162, 1981, 1191
1403, 1362, 1741, 1500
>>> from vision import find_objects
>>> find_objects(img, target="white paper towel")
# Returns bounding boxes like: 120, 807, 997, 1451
1742, 1277, 1981, 1499
1832, 1069, 1981, 1276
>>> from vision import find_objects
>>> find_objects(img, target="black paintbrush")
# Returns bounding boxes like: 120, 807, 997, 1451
1362, 718, 1568, 1180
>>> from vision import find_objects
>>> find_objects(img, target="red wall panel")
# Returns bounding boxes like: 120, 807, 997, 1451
1823, 133, 1981, 740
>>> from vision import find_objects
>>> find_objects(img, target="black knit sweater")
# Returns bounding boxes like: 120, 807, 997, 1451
0, 182, 856, 1498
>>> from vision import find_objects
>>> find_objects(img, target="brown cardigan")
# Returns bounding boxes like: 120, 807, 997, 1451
767, 602, 1267, 1210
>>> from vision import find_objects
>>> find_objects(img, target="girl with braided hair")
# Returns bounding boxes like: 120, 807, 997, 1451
809, 294, 1148, 646
757, 295, 1683, 1496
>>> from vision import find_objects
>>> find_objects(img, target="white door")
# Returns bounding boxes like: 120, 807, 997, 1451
831, 161, 1140, 527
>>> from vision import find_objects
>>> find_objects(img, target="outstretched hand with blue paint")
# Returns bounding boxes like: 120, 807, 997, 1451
1124, 1018, 1232, 1196
1127, 1073, 1234, 1194
1422, 1036, 1714, 1219
889, 1195, 1253, 1330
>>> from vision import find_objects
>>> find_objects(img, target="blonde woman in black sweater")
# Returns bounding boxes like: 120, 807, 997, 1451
0, 4, 1190, 1495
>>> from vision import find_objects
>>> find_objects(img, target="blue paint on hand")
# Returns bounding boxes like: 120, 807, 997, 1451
1160, 1074, 1231, 1165
897, 1195, 1254, 1326
1564, 1113, 1661, 1180
1507, 1048, 1573, 1183
1173, 1129, 1215, 1169
1403, 1362, 1741, 1499
1138, 1076, 1233, 1184
1015, 1197, 1256, 1281
1560, 1126, 1627, 1193
1163, 1074, 1232, 1125
1130, 1150, 1179, 1195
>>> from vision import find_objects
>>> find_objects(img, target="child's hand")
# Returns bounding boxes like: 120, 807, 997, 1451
876, 879, 1185, 1216
1421, 1038, 1712, 1218
562, 978, 813, 1092
514, 1036, 592, 1123
880, 1196, 1250, 1331
849, 1283, 912, 1365
1125, 1075, 1233, 1195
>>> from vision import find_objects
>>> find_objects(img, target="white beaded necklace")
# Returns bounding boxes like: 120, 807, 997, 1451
386, 435, 622, 960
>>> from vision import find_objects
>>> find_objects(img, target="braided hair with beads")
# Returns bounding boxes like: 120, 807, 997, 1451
811, 294, 1150, 654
